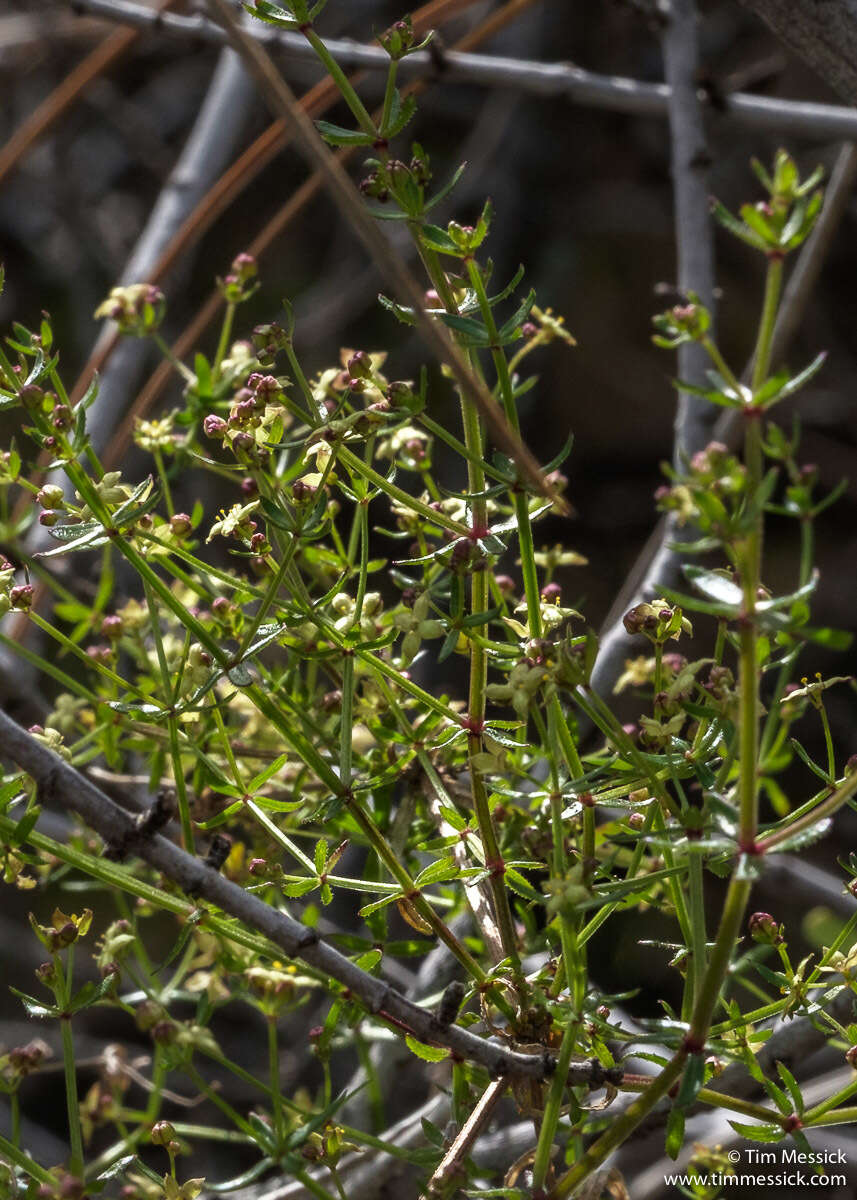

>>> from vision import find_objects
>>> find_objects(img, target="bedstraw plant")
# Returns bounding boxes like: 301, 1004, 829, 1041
0, 5, 856, 1198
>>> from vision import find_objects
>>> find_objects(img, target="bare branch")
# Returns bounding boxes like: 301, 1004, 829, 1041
68, 0, 857, 142
0, 706, 618, 1089
3, 43, 258, 665
739, 0, 857, 106
78, 47, 257, 462
591, 0, 716, 700
422, 1078, 507, 1198
660, 0, 716, 459
423, 774, 505, 962
0, 1, 177, 189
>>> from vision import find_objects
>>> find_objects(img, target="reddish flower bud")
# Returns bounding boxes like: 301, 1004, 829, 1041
10, 584, 34, 610
161, 514, 188, 541
203, 414, 228, 438
748, 912, 782, 945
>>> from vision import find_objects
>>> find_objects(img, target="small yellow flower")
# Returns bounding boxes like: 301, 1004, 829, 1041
162, 1176, 206, 1200
206, 501, 259, 543
614, 656, 656, 694
134, 412, 182, 453
94, 283, 165, 336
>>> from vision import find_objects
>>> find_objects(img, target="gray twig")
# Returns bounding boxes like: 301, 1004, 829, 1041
738, 0, 857, 106
12, 43, 255, 579
660, 0, 716, 461
422, 1078, 507, 1198
0, 706, 611, 1088
590, 0, 716, 700
3, 44, 258, 687
62, 46, 256, 463
68, 0, 857, 142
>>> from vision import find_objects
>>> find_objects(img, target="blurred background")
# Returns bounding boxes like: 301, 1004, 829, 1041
1, 1, 857, 1195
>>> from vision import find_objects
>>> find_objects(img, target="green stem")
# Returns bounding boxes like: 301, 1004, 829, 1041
804, 1076, 857, 1123
549, 1055, 687, 1199
336, 444, 468, 535
687, 847, 707, 1009
153, 333, 194, 383
553, 872, 752, 1196
61, 1012, 85, 1177
701, 335, 742, 396
168, 718, 194, 850
532, 1017, 579, 1190
236, 535, 296, 657
757, 769, 857, 853
268, 1016, 284, 1143
379, 60, 399, 133
302, 28, 377, 137
466, 256, 546, 637
152, 446, 173, 516
340, 652, 354, 785
0, 1132, 54, 1185
0, 630, 99, 705
751, 256, 784, 393
688, 876, 753, 1043
28, 611, 147, 701
213, 301, 236, 376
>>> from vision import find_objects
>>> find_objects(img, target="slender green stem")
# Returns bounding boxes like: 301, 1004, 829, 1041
153, 333, 194, 383
751, 256, 784, 392
152, 447, 173, 517
61, 1010, 85, 1177
28, 611, 147, 701
466, 257, 547, 637
0, 1132, 55, 1185
294, 1167, 339, 1200
236, 536, 296, 656
532, 1016, 579, 1190
0, 630, 99, 705
701, 335, 742, 396
302, 28, 377, 137
340, 652, 354, 785
804, 1076, 857, 1123
336, 444, 467, 535
352, 502, 369, 623
819, 701, 836, 780
688, 876, 753, 1043
549, 1055, 687, 1199
213, 301, 236, 376
168, 719, 194, 850
379, 60, 398, 134
268, 1016, 284, 1143
757, 769, 857, 853
687, 847, 707, 1008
